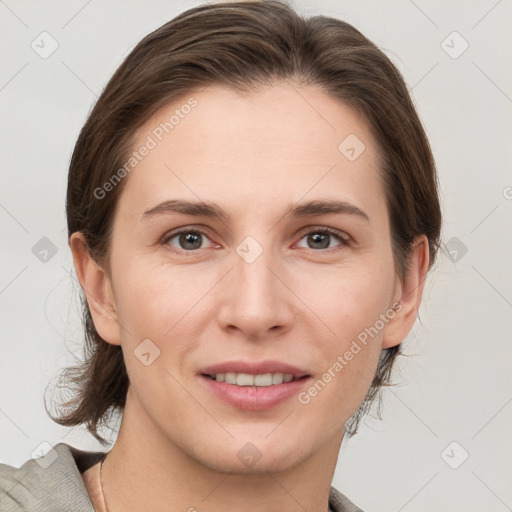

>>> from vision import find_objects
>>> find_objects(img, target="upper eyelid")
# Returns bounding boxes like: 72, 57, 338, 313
161, 225, 213, 242
297, 225, 350, 241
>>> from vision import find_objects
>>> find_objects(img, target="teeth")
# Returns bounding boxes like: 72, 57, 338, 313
213, 372, 295, 386
238, 373, 257, 386
272, 372, 284, 384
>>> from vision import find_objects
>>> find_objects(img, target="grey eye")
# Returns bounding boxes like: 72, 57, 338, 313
168, 231, 206, 250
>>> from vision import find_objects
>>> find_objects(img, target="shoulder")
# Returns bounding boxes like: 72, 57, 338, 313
329, 485, 366, 512
0, 442, 105, 512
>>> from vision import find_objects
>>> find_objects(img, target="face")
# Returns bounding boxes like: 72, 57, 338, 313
85, 83, 409, 474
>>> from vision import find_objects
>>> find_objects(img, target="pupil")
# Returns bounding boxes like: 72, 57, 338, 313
309, 233, 329, 249
180, 232, 202, 250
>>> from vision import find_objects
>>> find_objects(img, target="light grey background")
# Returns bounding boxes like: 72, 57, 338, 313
1, 1, 511, 511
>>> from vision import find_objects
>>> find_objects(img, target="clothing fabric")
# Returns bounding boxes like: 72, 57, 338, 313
0, 442, 364, 511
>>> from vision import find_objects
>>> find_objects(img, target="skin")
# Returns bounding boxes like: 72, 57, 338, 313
72, 82, 429, 512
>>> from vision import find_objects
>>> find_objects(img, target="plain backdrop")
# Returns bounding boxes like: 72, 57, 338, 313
1, 1, 511, 511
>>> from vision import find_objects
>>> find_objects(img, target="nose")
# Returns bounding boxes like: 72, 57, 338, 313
217, 244, 295, 341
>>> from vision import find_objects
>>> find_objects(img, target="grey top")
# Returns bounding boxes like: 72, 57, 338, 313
0, 442, 364, 511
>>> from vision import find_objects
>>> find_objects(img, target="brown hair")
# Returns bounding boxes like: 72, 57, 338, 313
46, 0, 442, 444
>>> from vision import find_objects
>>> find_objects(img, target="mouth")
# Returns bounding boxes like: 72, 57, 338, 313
198, 361, 311, 410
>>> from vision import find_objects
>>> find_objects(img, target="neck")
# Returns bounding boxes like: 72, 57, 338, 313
101, 388, 343, 512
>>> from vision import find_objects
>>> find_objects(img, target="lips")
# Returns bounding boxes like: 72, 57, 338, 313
199, 360, 311, 411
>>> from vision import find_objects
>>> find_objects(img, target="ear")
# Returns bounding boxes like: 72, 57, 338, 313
381, 235, 430, 349
69, 232, 122, 346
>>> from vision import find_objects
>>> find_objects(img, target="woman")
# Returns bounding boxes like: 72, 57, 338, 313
0, 1, 441, 511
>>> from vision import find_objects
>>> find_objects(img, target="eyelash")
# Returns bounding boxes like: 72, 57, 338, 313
162, 226, 352, 254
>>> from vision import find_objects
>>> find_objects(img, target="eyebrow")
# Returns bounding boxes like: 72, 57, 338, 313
142, 199, 369, 222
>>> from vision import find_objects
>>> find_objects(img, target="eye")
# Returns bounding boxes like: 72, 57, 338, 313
162, 226, 350, 253
296, 228, 350, 250
163, 229, 216, 251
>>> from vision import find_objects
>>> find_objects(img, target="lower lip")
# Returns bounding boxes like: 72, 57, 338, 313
200, 375, 310, 411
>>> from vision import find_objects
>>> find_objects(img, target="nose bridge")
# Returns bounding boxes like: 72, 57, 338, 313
218, 237, 292, 336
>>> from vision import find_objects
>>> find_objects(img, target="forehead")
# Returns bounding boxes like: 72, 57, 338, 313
117, 82, 384, 220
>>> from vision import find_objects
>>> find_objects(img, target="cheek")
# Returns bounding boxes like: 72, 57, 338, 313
294, 264, 393, 415
111, 257, 210, 384
301, 261, 395, 340
298, 297, 385, 430
113, 262, 198, 408
113, 256, 193, 332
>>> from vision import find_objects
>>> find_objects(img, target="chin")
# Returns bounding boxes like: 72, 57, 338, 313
189, 434, 317, 476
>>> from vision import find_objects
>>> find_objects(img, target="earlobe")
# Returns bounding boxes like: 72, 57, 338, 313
381, 235, 430, 349
69, 232, 122, 346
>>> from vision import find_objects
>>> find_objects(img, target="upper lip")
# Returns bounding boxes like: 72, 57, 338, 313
199, 360, 309, 378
